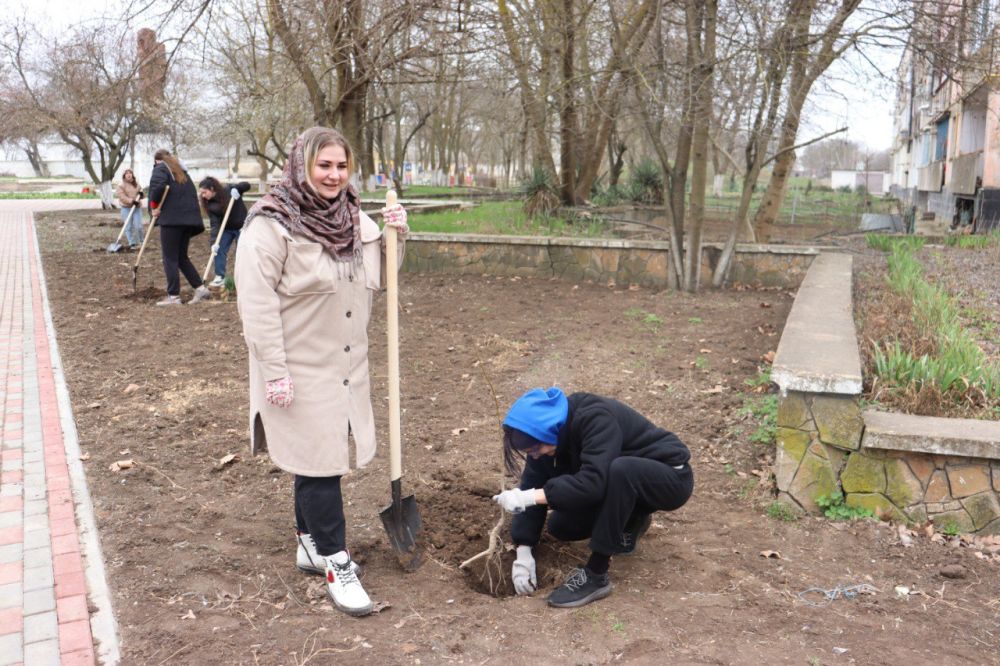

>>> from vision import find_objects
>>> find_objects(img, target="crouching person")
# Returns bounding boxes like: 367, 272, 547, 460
493, 388, 693, 608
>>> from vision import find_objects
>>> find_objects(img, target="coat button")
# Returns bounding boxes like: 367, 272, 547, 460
344, 345, 350, 352
346, 311, 352, 318
343, 379, 349, 386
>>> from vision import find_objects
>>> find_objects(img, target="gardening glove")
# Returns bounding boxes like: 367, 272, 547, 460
512, 545, 537, 595
211, 244, 221, 254
230, 187, 241, 200
492, 488, 537, 514
382, 203, 409, 236
265, 376, 294, 408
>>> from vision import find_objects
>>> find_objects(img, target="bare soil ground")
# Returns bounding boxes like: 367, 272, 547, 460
36, 209, 1000, 665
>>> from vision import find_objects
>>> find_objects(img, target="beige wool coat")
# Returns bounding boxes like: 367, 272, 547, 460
234, 212, 403, 477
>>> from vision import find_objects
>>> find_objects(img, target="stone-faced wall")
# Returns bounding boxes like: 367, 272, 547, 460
775, 391, 863, 513
776, 391, 1000, 534
403, 233, 819, 289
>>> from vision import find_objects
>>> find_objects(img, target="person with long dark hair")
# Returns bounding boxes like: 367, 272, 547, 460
198, 176, 251, 287
234, 127, 409, 617
148, 149, 210, 306
493, 387, 694, 608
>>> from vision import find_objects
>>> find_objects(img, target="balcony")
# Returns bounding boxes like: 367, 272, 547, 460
917, 160, 944, 192
951, 152, 983, 195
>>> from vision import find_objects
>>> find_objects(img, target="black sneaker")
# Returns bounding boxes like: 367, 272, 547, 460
547, 567, 613, 608
620, 513, 652, 555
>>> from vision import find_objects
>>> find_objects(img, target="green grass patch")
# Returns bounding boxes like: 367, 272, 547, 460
815, 492, 874, 520
865, 233, 926, 252
410, 200, 611, 237
944, 232, 1000, 249
873, 243, 1000, 403
738, 394, 778, 445
766, 501, 798, 522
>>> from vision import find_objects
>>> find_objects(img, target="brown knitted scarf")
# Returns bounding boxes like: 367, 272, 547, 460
246, 129, 361, 265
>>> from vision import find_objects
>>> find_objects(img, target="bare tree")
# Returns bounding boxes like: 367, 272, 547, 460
2, 22, 144, 207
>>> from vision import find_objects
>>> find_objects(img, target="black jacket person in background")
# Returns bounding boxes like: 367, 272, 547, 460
492, 388, 693, 608
198, 177, 251, 287
148, 149, 210, 306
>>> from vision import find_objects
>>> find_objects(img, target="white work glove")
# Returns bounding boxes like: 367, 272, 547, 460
265, 376, 294, 408
230, 187, 241, 200
512, 545, 537, 595
382, 203, 409, 236
211, 244, 220, 253
492, 488, 537, 514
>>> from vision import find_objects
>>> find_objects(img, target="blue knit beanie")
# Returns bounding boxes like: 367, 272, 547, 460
502, 387, 568, 445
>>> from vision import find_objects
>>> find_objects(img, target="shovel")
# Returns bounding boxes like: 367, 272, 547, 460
378, 189, 422, 569
133, 185, 169, 293
201, 194, 237, 283
106, 203, 138, 253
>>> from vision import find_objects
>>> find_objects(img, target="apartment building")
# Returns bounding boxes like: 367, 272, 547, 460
889, 3, 1000, 233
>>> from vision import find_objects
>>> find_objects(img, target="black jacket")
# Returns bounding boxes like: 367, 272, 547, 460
204, 181, 251, 232
511, 392, 689, 546
148, 162, 204, 232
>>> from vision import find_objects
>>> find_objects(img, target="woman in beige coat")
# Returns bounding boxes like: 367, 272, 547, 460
234, 127, 408, 617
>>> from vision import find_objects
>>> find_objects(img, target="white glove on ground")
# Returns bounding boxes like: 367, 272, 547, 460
512, 545, 537, 595
492, 488, 537, 514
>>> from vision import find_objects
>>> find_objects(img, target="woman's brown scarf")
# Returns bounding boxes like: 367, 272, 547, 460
246, 130, 361, 266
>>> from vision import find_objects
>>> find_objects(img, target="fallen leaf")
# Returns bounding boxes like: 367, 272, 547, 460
451, 427, 468, 435
79, 453, 91, 461
370, 600, 391, 614
218, 453, 238, 467
119, 448, 131, 455
760, 302, 772, 308
123, 383, 140, 395
759, 550, 782, 559
87, 402, 101, 409
699, 348, 712, 354
762, 351, 776, 364
181, 609, 196, 620
699, 385, 724, 394
896, 524, 914, 548
109, 459, 134, 472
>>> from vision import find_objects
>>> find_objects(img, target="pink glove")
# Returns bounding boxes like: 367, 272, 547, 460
266, 376, 294, 408
382, 204, 409, 236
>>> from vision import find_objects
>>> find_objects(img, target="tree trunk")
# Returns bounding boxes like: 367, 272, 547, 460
558, 0, 579, 205
683, 0, 717, 292
23, 141, 49, 177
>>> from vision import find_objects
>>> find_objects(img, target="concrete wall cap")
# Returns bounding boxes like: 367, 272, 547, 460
862, 410, 1000, 460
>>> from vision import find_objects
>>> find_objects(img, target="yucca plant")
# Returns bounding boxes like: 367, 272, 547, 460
522, 167, 560, 219
627, 160, 663, 205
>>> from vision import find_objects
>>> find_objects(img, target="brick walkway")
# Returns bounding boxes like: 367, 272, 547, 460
0, 201, 118, 665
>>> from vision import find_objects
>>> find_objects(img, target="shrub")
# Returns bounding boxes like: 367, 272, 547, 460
522, 167, 560, 219
627, 160, 663, 205
815, 492, 874, 520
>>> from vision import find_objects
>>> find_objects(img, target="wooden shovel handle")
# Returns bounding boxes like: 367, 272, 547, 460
202, 195, 237, 282
385, 189, 402, 482
134, 185, 169, 271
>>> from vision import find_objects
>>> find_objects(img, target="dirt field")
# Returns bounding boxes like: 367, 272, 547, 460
35, 209, 1000, 665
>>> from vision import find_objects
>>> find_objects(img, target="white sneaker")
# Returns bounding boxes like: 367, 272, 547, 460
296, 533, 362, 577
188, 285, 211, 304
326, 551, 372, 616
209, 276, 225, 288
156, 295, 182, 306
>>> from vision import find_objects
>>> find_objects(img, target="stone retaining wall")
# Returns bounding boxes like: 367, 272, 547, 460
403, 233, 819, 289
772, 253, 1000, 534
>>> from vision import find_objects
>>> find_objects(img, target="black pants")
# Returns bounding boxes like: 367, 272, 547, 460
159, 226, 203, 296
294, 475, 346, 556
546, 457, 694, 556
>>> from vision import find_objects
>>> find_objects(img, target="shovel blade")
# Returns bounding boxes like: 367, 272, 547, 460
379, 493, 422, 570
